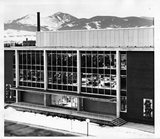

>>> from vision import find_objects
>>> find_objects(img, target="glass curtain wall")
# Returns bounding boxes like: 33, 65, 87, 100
47, 51, 77, 92
13, 52, 16, 99
81, 51, 116, 96
120, 52, 127, 112
19, 51, 44, 88
13, 52, 16, 87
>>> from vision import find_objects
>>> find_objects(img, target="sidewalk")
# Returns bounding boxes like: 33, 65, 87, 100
5, 120, 83, 136
4, 107, 155, 138
122, 122, 154, 133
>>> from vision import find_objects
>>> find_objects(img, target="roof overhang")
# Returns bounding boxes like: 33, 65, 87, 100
11, 87, 116, 103
4, 46, 154, 51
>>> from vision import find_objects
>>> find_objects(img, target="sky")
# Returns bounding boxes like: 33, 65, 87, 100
3, 0, 155, 22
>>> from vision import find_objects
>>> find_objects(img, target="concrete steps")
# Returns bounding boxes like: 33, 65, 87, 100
111, 118, 127, 126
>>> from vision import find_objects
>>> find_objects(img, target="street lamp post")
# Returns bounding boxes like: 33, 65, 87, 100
86, 119, 90, 136
70, 111, 72, 131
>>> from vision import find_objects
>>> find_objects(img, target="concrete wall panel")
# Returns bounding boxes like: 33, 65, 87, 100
127, 51, 154, 124
20, 92, 44, 105
83, 99, 116, 115
110, 30, 115, 46
101, 30, 106, 47
36, 28, 154, 48
128, 29, 134, 46
97, 30, 102, 46
148, 28, 154, 46
114, 30, 119, 47
133, 29, 138, 46
93, 30, 98, 46
119, 30, 124, 46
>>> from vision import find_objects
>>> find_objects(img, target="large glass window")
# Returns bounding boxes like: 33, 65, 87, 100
51, 95, 77, 109
121, 96, 127, 112
12, 52, 16, 100
121, 75, 126, 90
81, 51, 116, 96
143, 98, 153, 118
120, 54, 127, 70
13, 52, 16, 87
47, 51, 77, 92
120, 52, 127, 112
19, 51, 44, 88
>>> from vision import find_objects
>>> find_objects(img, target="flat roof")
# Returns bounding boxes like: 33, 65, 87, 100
4, 47, 154, 51
36, 27, 154, 33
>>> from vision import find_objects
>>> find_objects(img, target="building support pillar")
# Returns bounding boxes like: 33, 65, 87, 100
15, 50, 19, 103
43, 50, 48, 106
116, 50, 121, 118
77, 50, 81, 111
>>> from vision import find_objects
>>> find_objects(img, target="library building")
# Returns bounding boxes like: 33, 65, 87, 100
4, 13, 154, 126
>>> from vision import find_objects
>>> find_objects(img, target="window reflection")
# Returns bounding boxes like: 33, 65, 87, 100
121, 75, 126, 90
104, 54, 110, 69
51, 95, 77, 108
121, 54, 127, 70
57, 53, 61, 66
19, 51, 44, 88
13, 53, 16, 87
73, 72, 77, 85
100, 75, 111, 89
62, 53, 67, 66
81, 51, 117, 96
19, 53, 22, 64
92, 53, 97, 68
82, 73, 88, 87
120, 52, 127, 112
111, 54, 116, 69
98, 54, 104, 67
13, 70, 16, 81
81, 53, 86, 67
47, 51, 77, 91
111, 75, 116, 89
19, 69, 23, 81
121, 96, 127, 112
82, 73, 117, 90
87, 53, 91, 67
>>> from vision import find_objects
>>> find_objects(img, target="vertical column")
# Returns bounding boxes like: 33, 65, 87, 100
116, 50, 121, 118
15, 50, 19, 103
44, 50, 47, 90
44, 50, 48, 106
77, 50, 81, 111
77, 50, 81, 93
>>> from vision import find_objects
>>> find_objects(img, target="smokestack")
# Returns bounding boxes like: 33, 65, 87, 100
37, 12, 40, 31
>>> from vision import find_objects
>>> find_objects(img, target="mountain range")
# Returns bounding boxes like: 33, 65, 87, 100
4, 12, 154, 43
5, 12, 154, 31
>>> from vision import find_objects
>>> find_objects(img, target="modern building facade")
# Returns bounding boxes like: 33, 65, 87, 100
4, 27, 154, 125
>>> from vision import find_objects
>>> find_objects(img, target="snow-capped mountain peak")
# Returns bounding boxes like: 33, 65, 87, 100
5, 20, 13, 24
5, 12, 154, 32
4, 12, 154, 43
49, 12, 78, 22
14, 14, 37, 26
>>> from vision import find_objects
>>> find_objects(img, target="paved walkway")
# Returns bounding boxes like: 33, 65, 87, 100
122, 122, 154, 133
4, 107, 155, 137
5, 120, 83, 137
